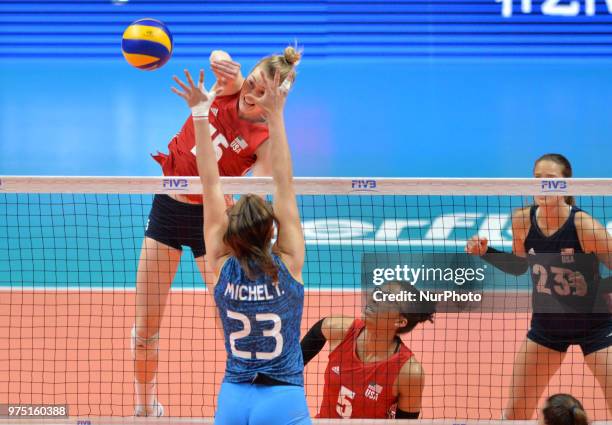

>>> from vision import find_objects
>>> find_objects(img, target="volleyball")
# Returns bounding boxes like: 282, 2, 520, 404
121, 18, 173, 70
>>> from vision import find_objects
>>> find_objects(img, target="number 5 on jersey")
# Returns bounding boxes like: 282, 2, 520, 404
336, 385, 356, 418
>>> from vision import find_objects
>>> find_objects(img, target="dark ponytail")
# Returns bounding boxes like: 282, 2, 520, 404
223, 194, 278, 282
542, 394, 589, 425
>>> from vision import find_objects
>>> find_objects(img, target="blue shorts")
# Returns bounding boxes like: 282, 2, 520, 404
215, 382, 311, 425
144, 194, 205, 258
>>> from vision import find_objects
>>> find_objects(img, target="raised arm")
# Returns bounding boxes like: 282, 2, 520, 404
171, 69, 229, 271
300, 317, 354, 366
252, 70, 304, 279
250, 140, 273, 177
465, 208, 530, 276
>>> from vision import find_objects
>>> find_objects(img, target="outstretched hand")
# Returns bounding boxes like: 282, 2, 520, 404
251, 70, 292, 120
171, 69, 221, 117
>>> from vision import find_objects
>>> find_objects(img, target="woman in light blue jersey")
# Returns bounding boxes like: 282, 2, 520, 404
171, 51, 310, 425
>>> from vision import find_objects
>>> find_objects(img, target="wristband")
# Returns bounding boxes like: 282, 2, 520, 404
280, 78, 292, 93
191, 104, 209, 119
190, 90, 217, 119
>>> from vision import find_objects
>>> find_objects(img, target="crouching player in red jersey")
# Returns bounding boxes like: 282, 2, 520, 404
301, 281, 436, 419
131, 46, 301, 416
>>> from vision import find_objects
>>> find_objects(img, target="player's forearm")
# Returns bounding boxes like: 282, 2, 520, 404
267, 114, 293, 184
193, 118, 220, 186
482, 246, 529, 276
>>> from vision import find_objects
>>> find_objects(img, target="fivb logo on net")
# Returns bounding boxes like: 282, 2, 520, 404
162, 178, 188, 190
351, 179, 377, 192
540, 179, 568, 193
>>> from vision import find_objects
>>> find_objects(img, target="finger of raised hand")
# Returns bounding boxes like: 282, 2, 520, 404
211, 66, 236, 81
170, 86, 188, 99
210, 62, 225, 74
172, 75, 190, 93
210, 68, 225, 84
259, 70, 274, 92
212, 61, 239, 76
198, 69, 204, 90
273, 69, 281, 90
215, 59, 240, 71
226, 60, 241, 70
250, 92, 264, 106
250, 91, 268, 109
184, 69, 197, 89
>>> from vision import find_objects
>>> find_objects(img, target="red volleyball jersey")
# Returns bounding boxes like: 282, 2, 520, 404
152, 92, 269, 202
317, 319, 414, 419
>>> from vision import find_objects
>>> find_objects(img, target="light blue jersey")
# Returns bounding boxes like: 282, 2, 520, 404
214, 254, 305, 386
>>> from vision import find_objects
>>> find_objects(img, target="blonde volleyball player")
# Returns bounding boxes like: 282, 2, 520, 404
466, 153, 612, 420
172, 62, 310, 424
301, 281, 435, 419
132, 47, 301, 416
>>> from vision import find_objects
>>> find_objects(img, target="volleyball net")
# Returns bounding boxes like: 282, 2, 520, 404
0, 176, 610, 421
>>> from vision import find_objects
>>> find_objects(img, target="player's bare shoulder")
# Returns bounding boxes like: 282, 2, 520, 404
574, 209, 595, 229
398, 357, 424, 384
395, 356, 425, 398
511, 206, 531, 239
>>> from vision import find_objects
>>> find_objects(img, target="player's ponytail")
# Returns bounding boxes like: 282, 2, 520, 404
542, 394, 590, 425
535, 153, 575, 206
224, 195, 279, 282
282, 45, 301, 66
256, 44, 302, 88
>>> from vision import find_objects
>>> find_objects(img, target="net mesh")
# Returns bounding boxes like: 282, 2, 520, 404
0, 177, 610, 421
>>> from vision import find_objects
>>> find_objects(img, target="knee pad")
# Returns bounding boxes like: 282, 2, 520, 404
131, 325, 160, 361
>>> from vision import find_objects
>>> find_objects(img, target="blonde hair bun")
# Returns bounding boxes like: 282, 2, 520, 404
283, 46, 301, 66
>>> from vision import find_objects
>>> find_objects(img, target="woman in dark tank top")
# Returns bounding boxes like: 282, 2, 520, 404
466, 153, 612, 420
